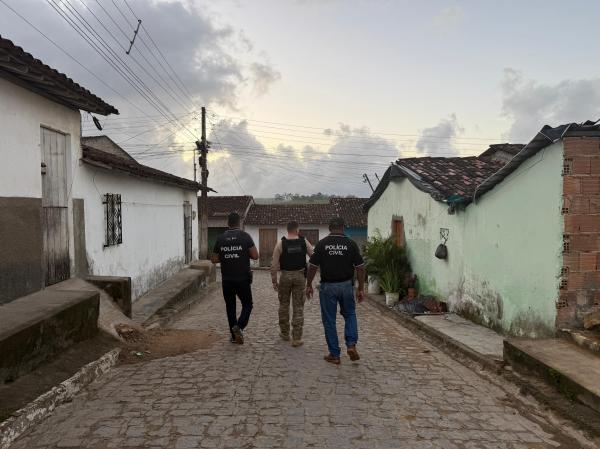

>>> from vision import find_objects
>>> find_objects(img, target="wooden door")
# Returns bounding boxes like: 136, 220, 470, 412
392, 218, 405, 248
299, 229, 319, 246
183, 202, 193, 263
259, 228, 277, 267
41, 127, 70, 285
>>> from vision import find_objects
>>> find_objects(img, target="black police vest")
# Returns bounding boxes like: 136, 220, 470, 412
280, 237, 307, 271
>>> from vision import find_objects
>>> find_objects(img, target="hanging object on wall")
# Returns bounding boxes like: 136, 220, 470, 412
435, 228, 449, 259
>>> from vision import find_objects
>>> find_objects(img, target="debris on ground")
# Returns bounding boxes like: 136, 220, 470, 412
117, 326, 220, 364
393, 295, 447, 315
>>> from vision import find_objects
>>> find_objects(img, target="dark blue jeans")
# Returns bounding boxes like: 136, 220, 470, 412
319, 280, 358, 358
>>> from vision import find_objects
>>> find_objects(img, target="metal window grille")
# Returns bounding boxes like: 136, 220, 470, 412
103, 193, 122, 247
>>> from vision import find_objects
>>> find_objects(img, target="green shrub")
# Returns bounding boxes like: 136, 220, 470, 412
363, 232, 411, 292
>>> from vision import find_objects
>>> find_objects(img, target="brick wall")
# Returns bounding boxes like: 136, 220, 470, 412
558, 136, 600, 329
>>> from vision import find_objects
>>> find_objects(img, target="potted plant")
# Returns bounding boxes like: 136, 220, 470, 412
363, 233, 386, 294
380, 268, 402, 306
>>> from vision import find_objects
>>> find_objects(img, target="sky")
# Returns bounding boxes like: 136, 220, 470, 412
2, 0, 600, 197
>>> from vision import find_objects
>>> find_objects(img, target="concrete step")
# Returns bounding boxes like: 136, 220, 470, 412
559, 329, 600, 357
504, 338, 600, 413
0, 288, 99, 383
132, 268, 206, 326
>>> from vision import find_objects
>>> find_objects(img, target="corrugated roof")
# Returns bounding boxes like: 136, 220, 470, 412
81, 145, 203, 191
0, 35, 118, 115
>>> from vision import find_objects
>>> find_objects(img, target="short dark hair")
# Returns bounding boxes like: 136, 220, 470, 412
228, 212, 241, 227
329, 217, 345, 231
287, 220, 299, 232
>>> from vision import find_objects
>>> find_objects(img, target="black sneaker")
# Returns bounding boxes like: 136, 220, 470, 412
232, 325, 244, 345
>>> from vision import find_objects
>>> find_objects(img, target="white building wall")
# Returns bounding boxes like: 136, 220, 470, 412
0, 77, 80, 198
73, 164, 199, 299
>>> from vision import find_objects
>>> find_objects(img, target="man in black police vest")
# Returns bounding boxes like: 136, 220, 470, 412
211, 212, 259, 344
271, 221, 314, 347
306, 217, 365, 364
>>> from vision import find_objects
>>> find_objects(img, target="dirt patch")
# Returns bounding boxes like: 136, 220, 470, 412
118, 327, 220, 365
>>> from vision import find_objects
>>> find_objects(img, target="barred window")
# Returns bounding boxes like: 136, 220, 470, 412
103, 193, 122, 247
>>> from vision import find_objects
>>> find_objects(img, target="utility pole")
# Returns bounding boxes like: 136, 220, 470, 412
198, 107, 209, 259
363, 173, 374, 192
193, 145, 197, 182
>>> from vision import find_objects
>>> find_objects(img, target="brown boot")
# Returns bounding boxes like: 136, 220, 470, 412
291, 340, 303, 347
324, 354, 341, 365
347, 346, 360, 361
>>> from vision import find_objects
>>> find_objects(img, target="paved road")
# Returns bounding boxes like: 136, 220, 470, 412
10, 270, 591, 448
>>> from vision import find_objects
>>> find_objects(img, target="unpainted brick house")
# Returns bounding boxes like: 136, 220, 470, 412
365, 123, 600, 337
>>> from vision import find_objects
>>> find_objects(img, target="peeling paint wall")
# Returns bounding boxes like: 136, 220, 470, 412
367, 142, 564, 337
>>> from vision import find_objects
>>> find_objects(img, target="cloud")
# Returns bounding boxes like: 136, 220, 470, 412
415, 114, 464, 156
250, 62, 281, 96
433, 5, 464, 30
205, 120, 391, 196
501, 68, 600, 141
0, 0, 284, 183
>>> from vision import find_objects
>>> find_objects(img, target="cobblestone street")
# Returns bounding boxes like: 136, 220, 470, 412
10, 270, 593, 448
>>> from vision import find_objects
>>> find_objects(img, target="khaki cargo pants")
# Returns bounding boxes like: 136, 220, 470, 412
278, 270, 306, 341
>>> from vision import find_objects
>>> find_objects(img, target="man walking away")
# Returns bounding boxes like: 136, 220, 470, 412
306, 217, 365, 364
211, 212, 259, 344
271, 221, 314, 347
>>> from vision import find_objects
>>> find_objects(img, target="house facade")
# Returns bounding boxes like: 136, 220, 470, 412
206, 195, 254, 258
365, 126, 600, 337
0, 36, 201, 303
0, 35, 117, 303
243, 198, 368, 267
77, 139, 200, 299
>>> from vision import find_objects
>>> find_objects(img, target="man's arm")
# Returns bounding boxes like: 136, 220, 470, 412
270, 241, 282, 289
355, 265, 366, 303
352, 241, 366, 302
249, 246, 259, 260
306, 241, 314, 257
211, 240, 220, 264
306, 264, 319, 299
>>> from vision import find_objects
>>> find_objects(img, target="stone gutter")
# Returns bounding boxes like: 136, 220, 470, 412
0, 348, 120, 449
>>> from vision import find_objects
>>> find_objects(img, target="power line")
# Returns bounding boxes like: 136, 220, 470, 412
47, 0, 197, 142
210, 111, 504, 141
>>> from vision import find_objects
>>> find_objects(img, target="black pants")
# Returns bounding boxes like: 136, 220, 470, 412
222, 279, 253, 338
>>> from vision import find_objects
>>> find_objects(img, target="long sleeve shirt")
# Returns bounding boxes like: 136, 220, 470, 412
271, 237, 314, 283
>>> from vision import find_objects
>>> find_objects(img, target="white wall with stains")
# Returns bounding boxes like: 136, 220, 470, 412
73, 164, 199, 300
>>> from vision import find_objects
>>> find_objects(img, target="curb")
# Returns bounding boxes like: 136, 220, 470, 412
365, 294, 503, 372
366, 294, 600, 438
0, 347, 121, 449
147, 281, 218, 329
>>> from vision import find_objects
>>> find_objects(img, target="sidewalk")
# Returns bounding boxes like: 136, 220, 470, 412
366, 293, 504, 370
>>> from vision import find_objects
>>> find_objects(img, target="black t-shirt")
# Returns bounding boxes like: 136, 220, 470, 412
309, 234, 364, 283
213, 229, 255, 282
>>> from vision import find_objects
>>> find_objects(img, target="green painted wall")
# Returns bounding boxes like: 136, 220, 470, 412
367, 142, 564, 337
